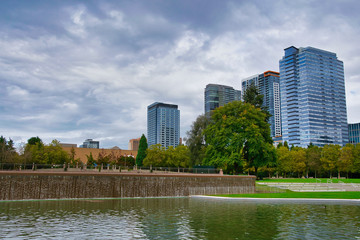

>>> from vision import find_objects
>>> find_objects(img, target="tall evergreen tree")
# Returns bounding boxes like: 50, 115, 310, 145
243, 82, 264, 109
243, 82, 271, 121
136, 134, 148, 166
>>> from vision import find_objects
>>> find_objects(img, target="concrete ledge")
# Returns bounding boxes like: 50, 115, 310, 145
191, 195, 360, 203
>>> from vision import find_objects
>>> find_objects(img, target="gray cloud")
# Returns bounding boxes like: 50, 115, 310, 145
1, 0, 359, 148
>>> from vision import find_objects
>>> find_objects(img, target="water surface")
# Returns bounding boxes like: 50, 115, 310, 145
0, 197, 359, 239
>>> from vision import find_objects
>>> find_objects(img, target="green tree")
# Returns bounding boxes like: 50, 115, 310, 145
143, 144, 167, 167
86, 152, 96, 166
0, 136, 17, 163
242, 81, 271, 122
352, 144, 360, 174
290, 147, 307, 178
136, 134, 148, 166
204, 101, 274, 175
185, 114, 209, 166
97, 151, 110, 167
166, 145, 191, 168
24, 139, 70, 165
27, 136, 42, 146
306, 144, 322, 178
338, 144, 354, 178
45, 140, 70, 164
320, 144, 341, 178
125, 155, 135, 166
242, 82, 264, 109
283, 141, 289, 150
117, 155, 135, 167
69, 147, 81, 165
24, 137, 46, 164
276, 146, 292, 178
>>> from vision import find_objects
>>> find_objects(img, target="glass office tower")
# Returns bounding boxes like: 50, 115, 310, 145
279, 46, 348, 147
204, 84, 241, 114
79, 139, 99, 149
349, 123, 360, 145
241, 71, 282, 139
147, 102, 180, 149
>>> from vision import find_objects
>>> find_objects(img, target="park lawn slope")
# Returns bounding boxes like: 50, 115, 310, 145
216, 191, 360, 199
257, 178, 360, 184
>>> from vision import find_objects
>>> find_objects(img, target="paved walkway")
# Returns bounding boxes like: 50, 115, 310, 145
257, 182, 360, 192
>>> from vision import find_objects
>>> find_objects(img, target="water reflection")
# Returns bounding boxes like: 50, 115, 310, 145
0, 197, 359, 239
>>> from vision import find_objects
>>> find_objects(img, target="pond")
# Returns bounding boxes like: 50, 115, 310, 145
0, 197, 359, 239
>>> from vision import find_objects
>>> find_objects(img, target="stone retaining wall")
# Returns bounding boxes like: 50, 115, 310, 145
0, 172, 255, 200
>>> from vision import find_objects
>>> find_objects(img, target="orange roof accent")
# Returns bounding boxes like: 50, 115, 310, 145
264, 70, 280, 78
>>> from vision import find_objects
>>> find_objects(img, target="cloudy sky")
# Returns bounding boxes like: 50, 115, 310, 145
1, 0, 359, 149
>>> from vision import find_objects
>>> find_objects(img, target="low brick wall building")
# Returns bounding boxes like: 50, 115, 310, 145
61, 147, 138, 164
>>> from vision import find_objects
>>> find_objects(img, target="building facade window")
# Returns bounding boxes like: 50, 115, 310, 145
241, 71, 282, 140
204, 84, 241, 115
279, 46, 348, 147
147, 102, 180, 149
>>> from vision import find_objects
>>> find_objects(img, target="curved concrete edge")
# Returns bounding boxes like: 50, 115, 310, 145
190, 195, 360, 203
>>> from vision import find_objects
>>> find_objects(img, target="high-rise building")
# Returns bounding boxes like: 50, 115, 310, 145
147, 102, 180, 149
241, 71, 282, 139
128, 138, 140, 150
279, 46, 348, 147
79, 139, 99, 149
204, 84, 241, 114
349, 123, 360, 145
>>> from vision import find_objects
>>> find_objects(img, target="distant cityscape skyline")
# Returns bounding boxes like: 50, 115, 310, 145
1, 1, 359, 149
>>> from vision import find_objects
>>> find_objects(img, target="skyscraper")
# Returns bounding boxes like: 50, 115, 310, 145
279, 46, 348, 147
147, 102, 180, 149
204, 84, 241, 114
348, 123, 360, 145
241, 71, 282, 139
79, 139, 99, 149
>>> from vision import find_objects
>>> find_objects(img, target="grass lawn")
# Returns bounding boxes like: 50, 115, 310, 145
257, 178, 360, 184
216, 191, 360, 199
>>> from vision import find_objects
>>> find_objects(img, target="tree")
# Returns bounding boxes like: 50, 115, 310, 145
338, 144, 354, 178
276, 146, 292, 178
24, 139, 69, 165
0, 136, 17, 163
352, 144, 360, 174
283, 141, 289, 150
24, 137, 46, 164
136, 134, 148, 166
143, 144, 167, 167
166, 145, 191, 168
27, 136, 42, 146
242, 81, 271, 122
69, 147, 81, 165
242, 82, 264, 109
86, 152, 96, 166
290, 147, 307, 178
204, 101, 274, 175
306, 144, 322, 178
320, 144, 341, 178
185, 114, 209, 166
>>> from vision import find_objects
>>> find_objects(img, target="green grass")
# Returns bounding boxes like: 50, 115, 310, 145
257, 178, 360, 184
216, 191, 360, 199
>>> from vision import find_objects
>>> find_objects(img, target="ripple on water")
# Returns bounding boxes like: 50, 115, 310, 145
0, 198, 359, 239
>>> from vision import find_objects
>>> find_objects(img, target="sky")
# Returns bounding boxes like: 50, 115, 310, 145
1, 0, 359, 149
